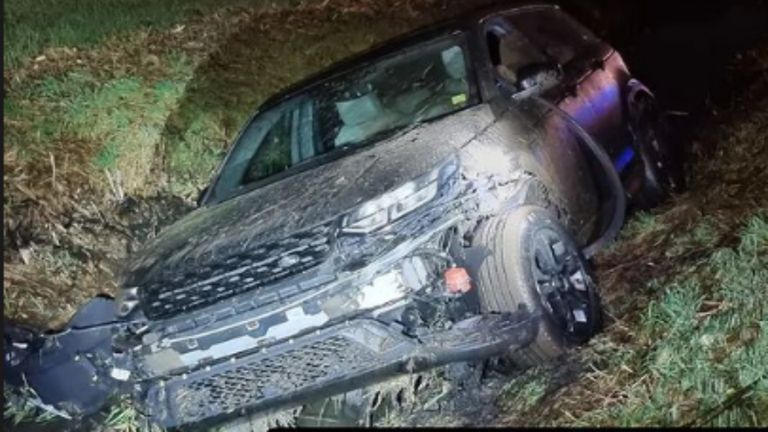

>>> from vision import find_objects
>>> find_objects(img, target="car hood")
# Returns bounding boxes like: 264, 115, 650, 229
122, 104, 496, 287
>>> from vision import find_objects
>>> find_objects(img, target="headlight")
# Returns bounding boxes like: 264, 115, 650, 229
341, 159, 456, 234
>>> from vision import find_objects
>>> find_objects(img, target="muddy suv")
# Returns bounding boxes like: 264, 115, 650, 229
5, 4, 684, 428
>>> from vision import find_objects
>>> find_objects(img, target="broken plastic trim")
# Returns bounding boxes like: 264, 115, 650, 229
3, 297, 129, 418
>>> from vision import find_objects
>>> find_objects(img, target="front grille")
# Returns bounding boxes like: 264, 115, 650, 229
141, 223, 334, 320
167, 335, 377, 424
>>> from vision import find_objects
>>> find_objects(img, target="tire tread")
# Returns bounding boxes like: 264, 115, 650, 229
474, 207, 589, 367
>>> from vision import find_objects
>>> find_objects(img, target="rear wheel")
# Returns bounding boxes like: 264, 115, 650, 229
628, 85, 686, 208
473, 206, 602, 368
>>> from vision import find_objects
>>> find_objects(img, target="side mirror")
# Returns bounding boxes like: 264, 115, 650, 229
196, 186, 209, 207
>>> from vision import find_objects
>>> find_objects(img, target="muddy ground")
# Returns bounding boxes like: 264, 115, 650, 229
4, 0, 768, 429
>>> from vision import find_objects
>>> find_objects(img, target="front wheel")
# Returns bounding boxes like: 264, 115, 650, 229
472, 206, 602, 368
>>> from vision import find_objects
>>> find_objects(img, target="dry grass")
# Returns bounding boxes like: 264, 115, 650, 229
4, 5, 254, 328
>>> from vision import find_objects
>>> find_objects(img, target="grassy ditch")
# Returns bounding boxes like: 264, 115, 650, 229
3, 0, 767, 429
3, 0, 300, 69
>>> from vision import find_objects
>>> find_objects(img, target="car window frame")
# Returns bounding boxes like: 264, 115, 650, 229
479, 6, 605, 93
483, 14, 561, 90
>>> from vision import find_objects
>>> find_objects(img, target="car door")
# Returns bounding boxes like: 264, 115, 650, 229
504, 6, 645, 234
480, 9, 603, 244
506, 6, 637, 165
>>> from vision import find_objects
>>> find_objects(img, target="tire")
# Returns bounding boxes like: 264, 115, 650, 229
628, 86, 686, 208
473, 206, 602, 369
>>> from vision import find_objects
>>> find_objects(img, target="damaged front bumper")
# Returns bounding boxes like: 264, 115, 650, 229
5, 305, 538, 428
145, 309, 537, 427
4, 217, 540, 428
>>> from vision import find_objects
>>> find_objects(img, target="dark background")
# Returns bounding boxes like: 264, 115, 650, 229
563, 0, 767, 116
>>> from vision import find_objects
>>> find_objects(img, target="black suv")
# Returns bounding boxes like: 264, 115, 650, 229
5, 3, 684, 428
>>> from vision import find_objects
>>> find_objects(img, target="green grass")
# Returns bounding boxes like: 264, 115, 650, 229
619, 211, 661, 238
3, 387, 57, 426
103, 398, 162, 432
9, 71, 178, 192
500, 367, 551, 412
562, 211, 768, 426
5, 50, 203, 196
2, 0, 289, 69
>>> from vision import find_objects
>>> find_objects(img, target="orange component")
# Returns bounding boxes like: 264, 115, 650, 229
444, 267, 472, 294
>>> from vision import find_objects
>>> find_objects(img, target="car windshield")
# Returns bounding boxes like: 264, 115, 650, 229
208, 33, 477, 204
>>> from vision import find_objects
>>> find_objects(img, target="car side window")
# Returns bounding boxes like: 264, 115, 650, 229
242, 110, 294, 184
240, 100, 319, 185
485, 18, 548, 88
502, 9, 601, 67
209, 98, 316, 199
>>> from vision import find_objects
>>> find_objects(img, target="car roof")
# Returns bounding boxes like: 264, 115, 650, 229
258, 2, 559, 109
